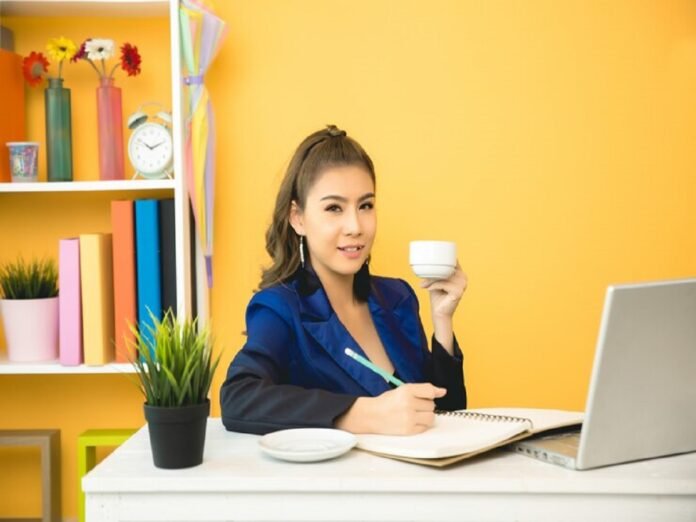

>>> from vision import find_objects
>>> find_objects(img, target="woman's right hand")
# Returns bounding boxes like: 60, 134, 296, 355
336, 383, 447, 435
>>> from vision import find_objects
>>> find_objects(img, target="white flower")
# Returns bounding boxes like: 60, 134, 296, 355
85, 39, 114, 61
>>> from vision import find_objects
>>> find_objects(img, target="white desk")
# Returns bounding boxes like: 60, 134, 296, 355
84, 419, 696, 522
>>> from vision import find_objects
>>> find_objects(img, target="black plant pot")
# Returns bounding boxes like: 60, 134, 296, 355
144, 399, 210, 469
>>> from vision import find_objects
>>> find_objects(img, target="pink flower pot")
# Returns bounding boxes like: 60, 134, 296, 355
0, 297, 59, 362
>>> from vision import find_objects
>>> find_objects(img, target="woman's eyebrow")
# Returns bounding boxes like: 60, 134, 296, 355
319, 193, 375, 203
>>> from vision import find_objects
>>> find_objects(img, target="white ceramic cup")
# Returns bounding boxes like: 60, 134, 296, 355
409, 240, 457, 279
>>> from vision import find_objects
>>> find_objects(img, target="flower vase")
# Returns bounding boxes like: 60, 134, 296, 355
44, 78, 73, 182
96, 77, 125, 180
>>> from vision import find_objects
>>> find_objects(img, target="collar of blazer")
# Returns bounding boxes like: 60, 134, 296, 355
294, 270, 427, 395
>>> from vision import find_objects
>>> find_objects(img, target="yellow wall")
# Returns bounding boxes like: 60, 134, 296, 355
2, 1, 696, 518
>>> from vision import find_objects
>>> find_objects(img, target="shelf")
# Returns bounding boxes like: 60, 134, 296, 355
0, 179, 176, 194
0, 357, 136, 375
0, 0, 200, 379
2, 0, 168, 17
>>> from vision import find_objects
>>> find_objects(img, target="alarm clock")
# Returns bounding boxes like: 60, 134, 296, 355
127, 103, 174, 180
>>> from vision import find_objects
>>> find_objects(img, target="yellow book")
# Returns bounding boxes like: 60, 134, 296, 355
79, 234, 115, 365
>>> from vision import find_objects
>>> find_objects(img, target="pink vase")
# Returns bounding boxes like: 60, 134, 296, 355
96, 77, 125, 180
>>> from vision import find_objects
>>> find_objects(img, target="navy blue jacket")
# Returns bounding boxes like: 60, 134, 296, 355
220, 272, 466, 434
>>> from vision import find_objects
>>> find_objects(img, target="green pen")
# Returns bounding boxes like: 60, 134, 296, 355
344, 347, 405, 387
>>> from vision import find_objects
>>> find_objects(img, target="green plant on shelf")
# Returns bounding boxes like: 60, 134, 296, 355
128, 310, 221, 408
0, 257, 58, 300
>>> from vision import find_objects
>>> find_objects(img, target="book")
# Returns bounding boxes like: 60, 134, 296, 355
189, 204, 198, 319
134, 199, 162, 353
158, 198, 177, 316
111, 200, 137, 362
58, 238, 82, 366
356, 408, 584, 467
0, 49, 26, 182
79, 233, 115, 365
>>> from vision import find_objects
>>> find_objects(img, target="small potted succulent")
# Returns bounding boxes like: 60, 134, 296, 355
128, 310, 221, 469
0, 257, 59, 362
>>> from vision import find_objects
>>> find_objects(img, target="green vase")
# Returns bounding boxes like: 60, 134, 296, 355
44, 78, 73, 182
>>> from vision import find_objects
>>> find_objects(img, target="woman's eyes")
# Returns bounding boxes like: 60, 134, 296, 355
324, 202, 374, 213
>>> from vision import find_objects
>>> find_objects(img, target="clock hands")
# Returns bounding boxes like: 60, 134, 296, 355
136, 138, 169, 151
135, 138, 152, 150
136, 138, 163, 151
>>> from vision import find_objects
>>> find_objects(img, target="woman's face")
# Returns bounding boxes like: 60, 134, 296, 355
291, 165, 376, 281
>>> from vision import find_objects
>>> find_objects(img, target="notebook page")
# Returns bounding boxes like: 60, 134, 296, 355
356, 413, 532, 459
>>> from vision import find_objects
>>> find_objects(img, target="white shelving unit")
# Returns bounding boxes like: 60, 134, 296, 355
0, 179, 176, 193
2, 0, 168, 17
0, 0, 197, 375
0, 355, 135, 374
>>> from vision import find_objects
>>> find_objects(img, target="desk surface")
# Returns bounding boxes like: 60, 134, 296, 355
84, 419, 696, 522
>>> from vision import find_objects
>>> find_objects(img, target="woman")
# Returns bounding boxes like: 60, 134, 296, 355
220, 125, 468, 435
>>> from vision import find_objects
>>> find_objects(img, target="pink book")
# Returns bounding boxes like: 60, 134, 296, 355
59, 238, 83, 365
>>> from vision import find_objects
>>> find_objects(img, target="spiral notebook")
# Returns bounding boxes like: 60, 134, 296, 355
356, 408, 584, 467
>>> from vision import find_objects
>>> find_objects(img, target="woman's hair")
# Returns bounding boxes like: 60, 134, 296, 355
260, 124, 376, 290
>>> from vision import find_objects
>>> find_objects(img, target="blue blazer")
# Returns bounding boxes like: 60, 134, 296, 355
220, 272, 466, 434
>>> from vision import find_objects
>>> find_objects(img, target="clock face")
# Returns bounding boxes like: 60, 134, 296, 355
128, 122, 173, 178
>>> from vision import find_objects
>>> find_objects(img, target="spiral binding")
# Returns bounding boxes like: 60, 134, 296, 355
436, 410, 532, 425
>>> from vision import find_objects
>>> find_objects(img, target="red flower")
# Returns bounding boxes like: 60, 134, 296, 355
22, 51, 50, 87
120, 43, 141, 77
71, 39, 89, 63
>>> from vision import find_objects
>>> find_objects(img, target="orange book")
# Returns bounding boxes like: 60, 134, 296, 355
111, 201, 137, 362
0, 49, 26, 182
79, 233, 115, 365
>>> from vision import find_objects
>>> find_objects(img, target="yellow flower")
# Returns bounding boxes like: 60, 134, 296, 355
46, 36, 77, 62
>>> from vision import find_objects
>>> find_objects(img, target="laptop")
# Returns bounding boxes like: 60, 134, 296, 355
512, 277, 696, 470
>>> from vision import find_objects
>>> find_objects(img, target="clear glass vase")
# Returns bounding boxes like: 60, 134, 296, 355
96, 77, 125, 180
44, 78, 73, 182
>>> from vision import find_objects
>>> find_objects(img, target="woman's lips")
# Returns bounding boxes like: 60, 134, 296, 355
337, 245, 364, 259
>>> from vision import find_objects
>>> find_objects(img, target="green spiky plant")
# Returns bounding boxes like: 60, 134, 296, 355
0, 257, 58, 299
129, 310, 221, 408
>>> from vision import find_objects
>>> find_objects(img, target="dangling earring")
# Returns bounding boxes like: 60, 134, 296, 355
299, 235, 305, 268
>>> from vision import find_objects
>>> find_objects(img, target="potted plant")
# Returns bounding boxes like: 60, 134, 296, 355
0, 257, 59, 362
128, 310, 221, 469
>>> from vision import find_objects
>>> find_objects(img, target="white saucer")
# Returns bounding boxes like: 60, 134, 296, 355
259, 428, 357, 463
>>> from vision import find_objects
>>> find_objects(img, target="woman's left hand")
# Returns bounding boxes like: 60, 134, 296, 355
420, 262, 468, 318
